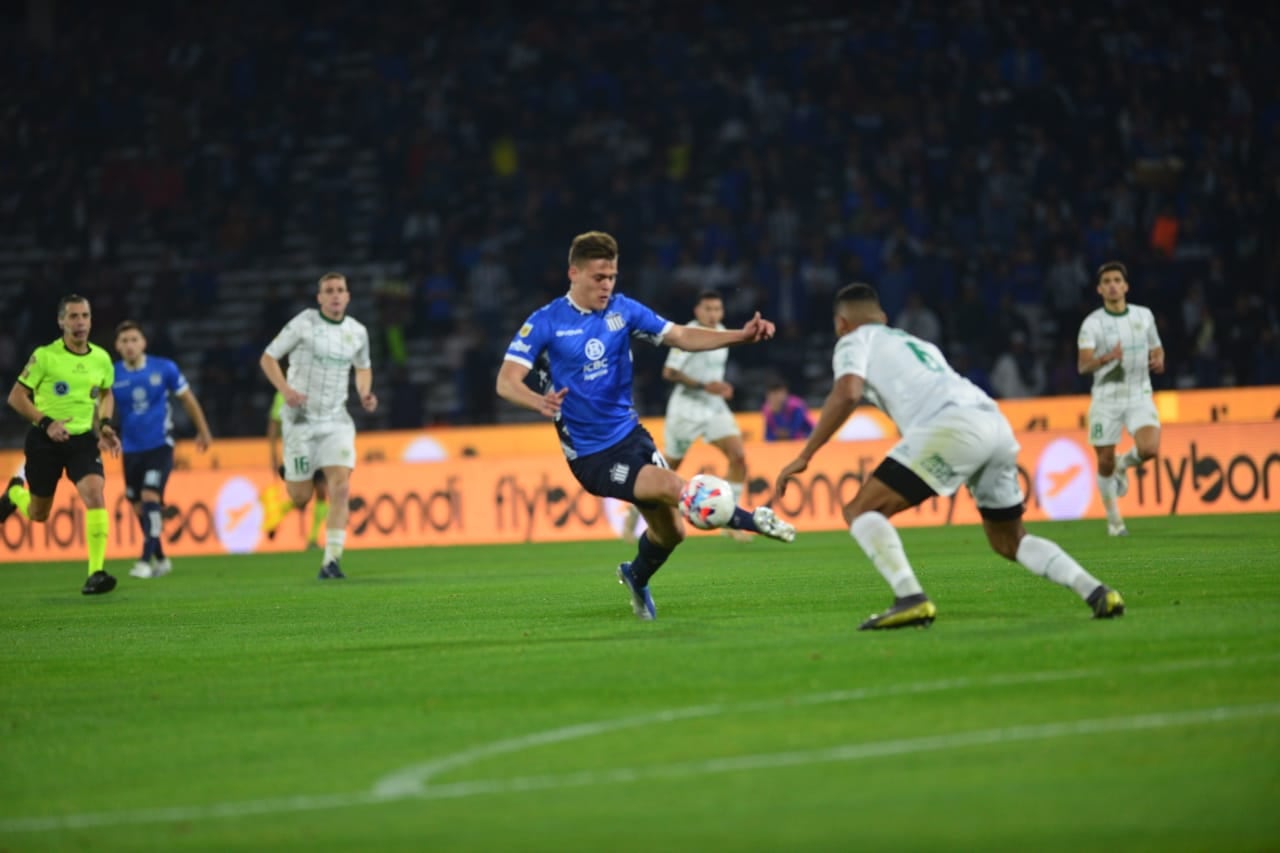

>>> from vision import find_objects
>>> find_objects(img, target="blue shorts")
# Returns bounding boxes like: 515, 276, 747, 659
568, 425, 667, 509
123, 445, 175, 502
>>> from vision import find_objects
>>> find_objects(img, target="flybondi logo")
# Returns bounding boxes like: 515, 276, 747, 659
1034, 438, 1093, 520
214, 476, 264, 553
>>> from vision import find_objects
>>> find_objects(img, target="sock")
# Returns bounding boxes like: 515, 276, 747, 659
630, 532, 673, 587
323, 529, 346, 565
8, 483, 31, 517
1096, 474, 1123, 525
727, 506, 759, 532
85, 507, 108, 575
730, 481, 745, 505
1116, 448, 1143, 472
1015, 534, 1103, 599
141, 501, 163, 561
850, 512, 924, 598
311, 499, 329, 545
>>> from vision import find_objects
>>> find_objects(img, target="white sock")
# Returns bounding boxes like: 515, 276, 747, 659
730, 481, 745, 506
1117, 448, 1143, 472
1015, 534, 1102, 599
148, 509, 163, 537
1096, 474, 1123, 525
323, 530, 346, 565
850, 512, 924, 598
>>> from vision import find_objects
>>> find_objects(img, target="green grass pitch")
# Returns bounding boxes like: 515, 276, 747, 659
2, 513, 1278, 851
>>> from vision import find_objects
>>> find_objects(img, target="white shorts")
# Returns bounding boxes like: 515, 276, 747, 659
1087, 397, 1160, 446
887, 406, 1024, 511
664, 397, 740, 460
281, 418, 357, 482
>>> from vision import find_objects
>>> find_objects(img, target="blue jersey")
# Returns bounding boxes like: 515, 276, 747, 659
504, 293, 672, 458
112, 356, 190, 453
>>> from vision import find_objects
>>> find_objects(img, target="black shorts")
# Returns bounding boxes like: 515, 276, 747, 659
123, 445, 175, 502
567, 424, 666, 509
24, 428, 104, 498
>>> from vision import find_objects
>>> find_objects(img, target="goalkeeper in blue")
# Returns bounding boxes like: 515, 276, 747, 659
496, 231, 795, 621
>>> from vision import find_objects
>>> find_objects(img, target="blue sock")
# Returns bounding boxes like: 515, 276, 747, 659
727, 506, 759, 533
630, 533, 673, 587
141, 501, 164, 561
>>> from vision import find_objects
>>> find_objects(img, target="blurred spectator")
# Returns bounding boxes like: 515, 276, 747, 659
1, 0, 1277, 444
762, 380, 814, 442
895, 292, 943, 346
990, 331, 1046, 399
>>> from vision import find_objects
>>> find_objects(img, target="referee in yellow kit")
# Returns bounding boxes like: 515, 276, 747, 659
1, 294, 122, 594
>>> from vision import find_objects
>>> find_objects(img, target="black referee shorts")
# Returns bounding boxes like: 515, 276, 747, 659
24, 428, 105, 497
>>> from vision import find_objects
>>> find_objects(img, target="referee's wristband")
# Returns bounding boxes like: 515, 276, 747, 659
99, 418, 115, 432
36, 415, 54, 431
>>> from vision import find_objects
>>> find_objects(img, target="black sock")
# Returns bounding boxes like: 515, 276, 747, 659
142, 501, 164, 561
727, 506, 758, 532
630, 532, 673, 587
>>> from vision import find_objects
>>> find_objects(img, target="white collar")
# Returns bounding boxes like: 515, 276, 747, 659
565, 291, 594, 315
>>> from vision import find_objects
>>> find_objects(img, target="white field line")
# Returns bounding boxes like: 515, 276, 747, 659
2, 654, 1277, 834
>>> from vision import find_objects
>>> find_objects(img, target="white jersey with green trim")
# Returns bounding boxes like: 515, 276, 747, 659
664, 321, 729, 409
1076, 304, 1161, 405
833, 323, 992, 433
264, 308, 371, 423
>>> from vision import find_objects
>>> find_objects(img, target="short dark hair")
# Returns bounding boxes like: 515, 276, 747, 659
568, 231, 619, 267
834, 282, 881, 307
695, 289, 723, 305
57, 294, 89, 318
1096, 261, 1128, 284
115, 320, 144, 338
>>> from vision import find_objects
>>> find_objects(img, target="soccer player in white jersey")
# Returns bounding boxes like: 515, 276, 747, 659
1077, 261, 1164, 537
775, 283, 1125, 629
259, 272, 378, 580
621, 290, 752, 542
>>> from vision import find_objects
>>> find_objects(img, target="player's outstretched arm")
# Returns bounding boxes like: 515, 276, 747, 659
665, 312, 776, 352
496, 360, 567, 419
775, 374, 862, 497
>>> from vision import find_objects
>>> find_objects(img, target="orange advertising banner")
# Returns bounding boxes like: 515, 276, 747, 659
2, 385, 1274, 476
2, 421, 1277, 563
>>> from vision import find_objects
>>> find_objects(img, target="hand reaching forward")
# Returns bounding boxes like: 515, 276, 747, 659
774, 455, 809, 499
742, 311, 776, 342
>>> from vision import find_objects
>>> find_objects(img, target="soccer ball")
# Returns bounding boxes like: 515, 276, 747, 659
678, 473, 736, 531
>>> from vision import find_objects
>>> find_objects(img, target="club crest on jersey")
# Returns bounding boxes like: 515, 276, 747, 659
605, 312, 625, 332
150, 372, 163, 386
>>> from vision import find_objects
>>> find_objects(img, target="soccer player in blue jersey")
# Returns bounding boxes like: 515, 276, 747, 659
496, 231, 795, 621
113, 321, 214, 579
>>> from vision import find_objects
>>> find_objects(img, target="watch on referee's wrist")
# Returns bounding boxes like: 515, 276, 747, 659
37, 415, 54, 431
99, 418, 115, 432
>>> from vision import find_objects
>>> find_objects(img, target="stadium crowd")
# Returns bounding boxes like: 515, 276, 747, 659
2, 0, 1278, 442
